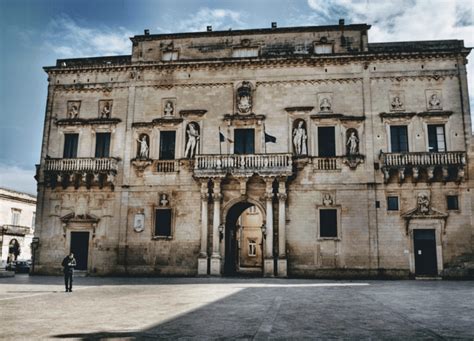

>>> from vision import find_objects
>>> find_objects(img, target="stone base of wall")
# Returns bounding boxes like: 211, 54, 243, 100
289, 268, 411, 279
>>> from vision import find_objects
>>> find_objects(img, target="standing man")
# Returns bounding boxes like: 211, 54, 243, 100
61, 252, 76, 292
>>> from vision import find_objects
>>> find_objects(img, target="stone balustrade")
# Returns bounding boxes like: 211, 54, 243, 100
156, 160, 179, 173
2, 225, 32, 236
194, 153, 293, 177
45, 158, 118, 173
312, 157, 342, 171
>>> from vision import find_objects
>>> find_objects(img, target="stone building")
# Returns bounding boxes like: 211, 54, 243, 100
33, 21, 473, 278
0, 188, 36, 268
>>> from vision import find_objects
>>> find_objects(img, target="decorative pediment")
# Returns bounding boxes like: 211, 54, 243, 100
60, 212, 100, 224
56, 118, 121, 126
223, 113, 265, 125
179, 109, 207, 118
401, 193, 448, 235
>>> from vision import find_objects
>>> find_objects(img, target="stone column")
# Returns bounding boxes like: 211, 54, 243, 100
210, 179, 222, 275
263, 178, 274, 277
198, 181, 209, 275
277, 179, 287, 277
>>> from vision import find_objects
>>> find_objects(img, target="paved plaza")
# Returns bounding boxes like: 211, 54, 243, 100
0, 275, 473, 340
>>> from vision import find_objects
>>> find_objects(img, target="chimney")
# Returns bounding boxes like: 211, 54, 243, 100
144, 29, 150, 35
271, 22, 277, 29
207, 26, 212, 32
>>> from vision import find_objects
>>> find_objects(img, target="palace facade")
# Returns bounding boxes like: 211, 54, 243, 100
33, 21, 474, 278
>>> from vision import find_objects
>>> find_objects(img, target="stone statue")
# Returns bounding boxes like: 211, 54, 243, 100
164, 101, 174, 116
417, 193, 430, 214
320, 98, 331, 112
323, 193, 333, 206
101, 102, 111, 118
137, 135, 149, 159
428, 93, 441, 109
160, 194, 169, 206
184, 123, 200, 158
292, 121, 307, 155
68, 104, 79, 118
236, 81, 252, 113
346, 131, 359, 155
391, 96, 403, 110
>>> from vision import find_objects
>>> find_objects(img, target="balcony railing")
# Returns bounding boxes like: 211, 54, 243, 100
45, 158, 119, 173
312, 157, 342, 171
156, 160, 179, 173
381, 152, 466, 167
194, 153, 293, 177
1, 225, 32, 236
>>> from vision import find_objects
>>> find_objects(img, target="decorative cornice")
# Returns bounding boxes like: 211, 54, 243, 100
132, 117, 183, 127
417, 111, 453, 118
54, 84, 128, 93
223, 113, 266, 124
179, 109, 208, 117
379, 112, 417, 119
371, 72, 458, 83
310, 113, 365, 121
56, 118, 122, 126
380, 111, 453, 120
285, 106, 314, 113
257, 78, 363, 87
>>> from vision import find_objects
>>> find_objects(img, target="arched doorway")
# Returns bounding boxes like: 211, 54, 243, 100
224, 201, 264, 276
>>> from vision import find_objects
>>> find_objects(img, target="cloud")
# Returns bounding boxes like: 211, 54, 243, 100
171, 8, 245, 33
43, 15, 132, 58
0, 164, 36, 195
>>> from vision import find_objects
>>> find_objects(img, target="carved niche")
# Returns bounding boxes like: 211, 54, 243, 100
67, 101, 81, 118
426, 90, 442, 110
292, 119, 308, 156
162, 98, 176, 116
236, 81, 253, 114
99, 100, 113, 118
317, 93, 333, 113
389, 91, 405, 111
184, 122, 200, 158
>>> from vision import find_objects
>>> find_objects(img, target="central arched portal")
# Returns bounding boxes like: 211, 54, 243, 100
224, 201, 264, 276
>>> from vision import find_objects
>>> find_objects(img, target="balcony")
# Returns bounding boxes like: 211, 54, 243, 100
194, 153, 293, 178
380, 151, 466, 182
1, 225, 32, 236
43, 158, 118, 189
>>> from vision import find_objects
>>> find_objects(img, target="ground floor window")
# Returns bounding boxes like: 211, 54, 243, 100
155, 209, 172, 237
319, 209, 338, 238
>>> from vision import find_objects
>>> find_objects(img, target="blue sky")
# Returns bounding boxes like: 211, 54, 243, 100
0, 0, 473, 194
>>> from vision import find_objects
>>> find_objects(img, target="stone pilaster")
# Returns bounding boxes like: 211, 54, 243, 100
210, 179, 222, 275
263, 178, 274, 277
277, 179, 287, 277
198, 181, 209, 275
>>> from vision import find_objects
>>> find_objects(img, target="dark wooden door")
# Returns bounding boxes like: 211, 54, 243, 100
414, 229, 437, 276
70, 231, 89, 271
234, 129, 255, 155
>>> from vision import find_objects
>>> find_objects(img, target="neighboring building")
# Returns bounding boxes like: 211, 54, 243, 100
34, 20, 473, 278
0, 188, 36, 267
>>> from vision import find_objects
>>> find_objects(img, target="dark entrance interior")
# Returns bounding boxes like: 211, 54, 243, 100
70, 231, 90, 271
224, 202, 262, 276
413, 229, 438, 276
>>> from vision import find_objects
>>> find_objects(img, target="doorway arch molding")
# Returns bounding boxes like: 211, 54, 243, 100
221, 196, 266, 224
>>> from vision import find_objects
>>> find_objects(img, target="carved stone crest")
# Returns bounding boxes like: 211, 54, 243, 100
317, 93, 333, 113
236, 81, 252, 114
133, 212, 145, 232
426, 90, 442, 110
389, 91, 405, 111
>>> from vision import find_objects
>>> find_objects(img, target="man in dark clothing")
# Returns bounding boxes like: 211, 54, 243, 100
61, 253, 76, 292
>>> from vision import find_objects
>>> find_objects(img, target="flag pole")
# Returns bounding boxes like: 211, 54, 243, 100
218, 126, 222, 155
263, 123, 267, 154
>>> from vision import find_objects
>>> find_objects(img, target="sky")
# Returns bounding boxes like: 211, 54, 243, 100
0, 0, 473, 195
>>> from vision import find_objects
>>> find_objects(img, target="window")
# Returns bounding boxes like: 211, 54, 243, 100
390, 126, 409, 153
318, 126, 336, 157
319, 209, 338, 238
32, 213, 36, 229
247, 206, 257, 214
234, 129, 255, 155
387, 196, 399, 211
428, 125, 446, 152
446, 195, 459, 210
314, 44, 333, 54
162, 51, 178, 61
248, 240, 257, 256
159, 131, 176, 160
95, 132, 111, 157
154, 209, 172, 237
232, 48, 259, 58
11, 209, 21, 226
63, 133, 79, 158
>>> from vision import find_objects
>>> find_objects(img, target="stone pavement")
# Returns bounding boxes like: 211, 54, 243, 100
0, 275, 473, 340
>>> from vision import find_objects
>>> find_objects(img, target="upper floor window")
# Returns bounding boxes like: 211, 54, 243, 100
428, 125, 446, 152
11, 208, 21, 226
318, 126, 336, 157
160, 131, 176, 160
234, 129, 255, 155
248, 240, 257, 256
232, 48, 259, 58
446, 195, 459, 210
162, 51, 178, 61
95, 132, 111, 158
390, 126, 409, 153
63, 133, 79, 158
387, 196, 399, 211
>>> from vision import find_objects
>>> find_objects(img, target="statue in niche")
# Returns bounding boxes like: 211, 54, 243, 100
100, 101, 112, 118
68, 103, 79, 118
160, 194, 169, 206
428, 93, 442, 110
164, 101, 174, 116
136, 134, 149, 159
236, 81, 252, 114
391, 96, 404, 110
417, 193, 430, 214
320, 97, 332, 112
184, 122, 200, 158
346, 129, 359, 155
292, 120, 307, 156
323, 193, 333, 206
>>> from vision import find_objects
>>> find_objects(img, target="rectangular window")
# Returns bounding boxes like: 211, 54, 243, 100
232, 48, 259, 58
234, 129, 255, 155
319, 209, 338, 238
446, 195, 459, 210
390, 126, 409, 153
318, 126, 336, 157
162, 51, 178, 61
63, 133, 79, 158
387, 196, 399, 211
428, 125, 446, 152
159, 131, 176, 160
95, 132, 111, 158
11, 209, 21, 226
314, 44, 333, 54
155, 209, 172, 237
248, 240, 257, 257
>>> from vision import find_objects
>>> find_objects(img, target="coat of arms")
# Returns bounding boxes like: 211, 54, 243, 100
236, 81, 252, 114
